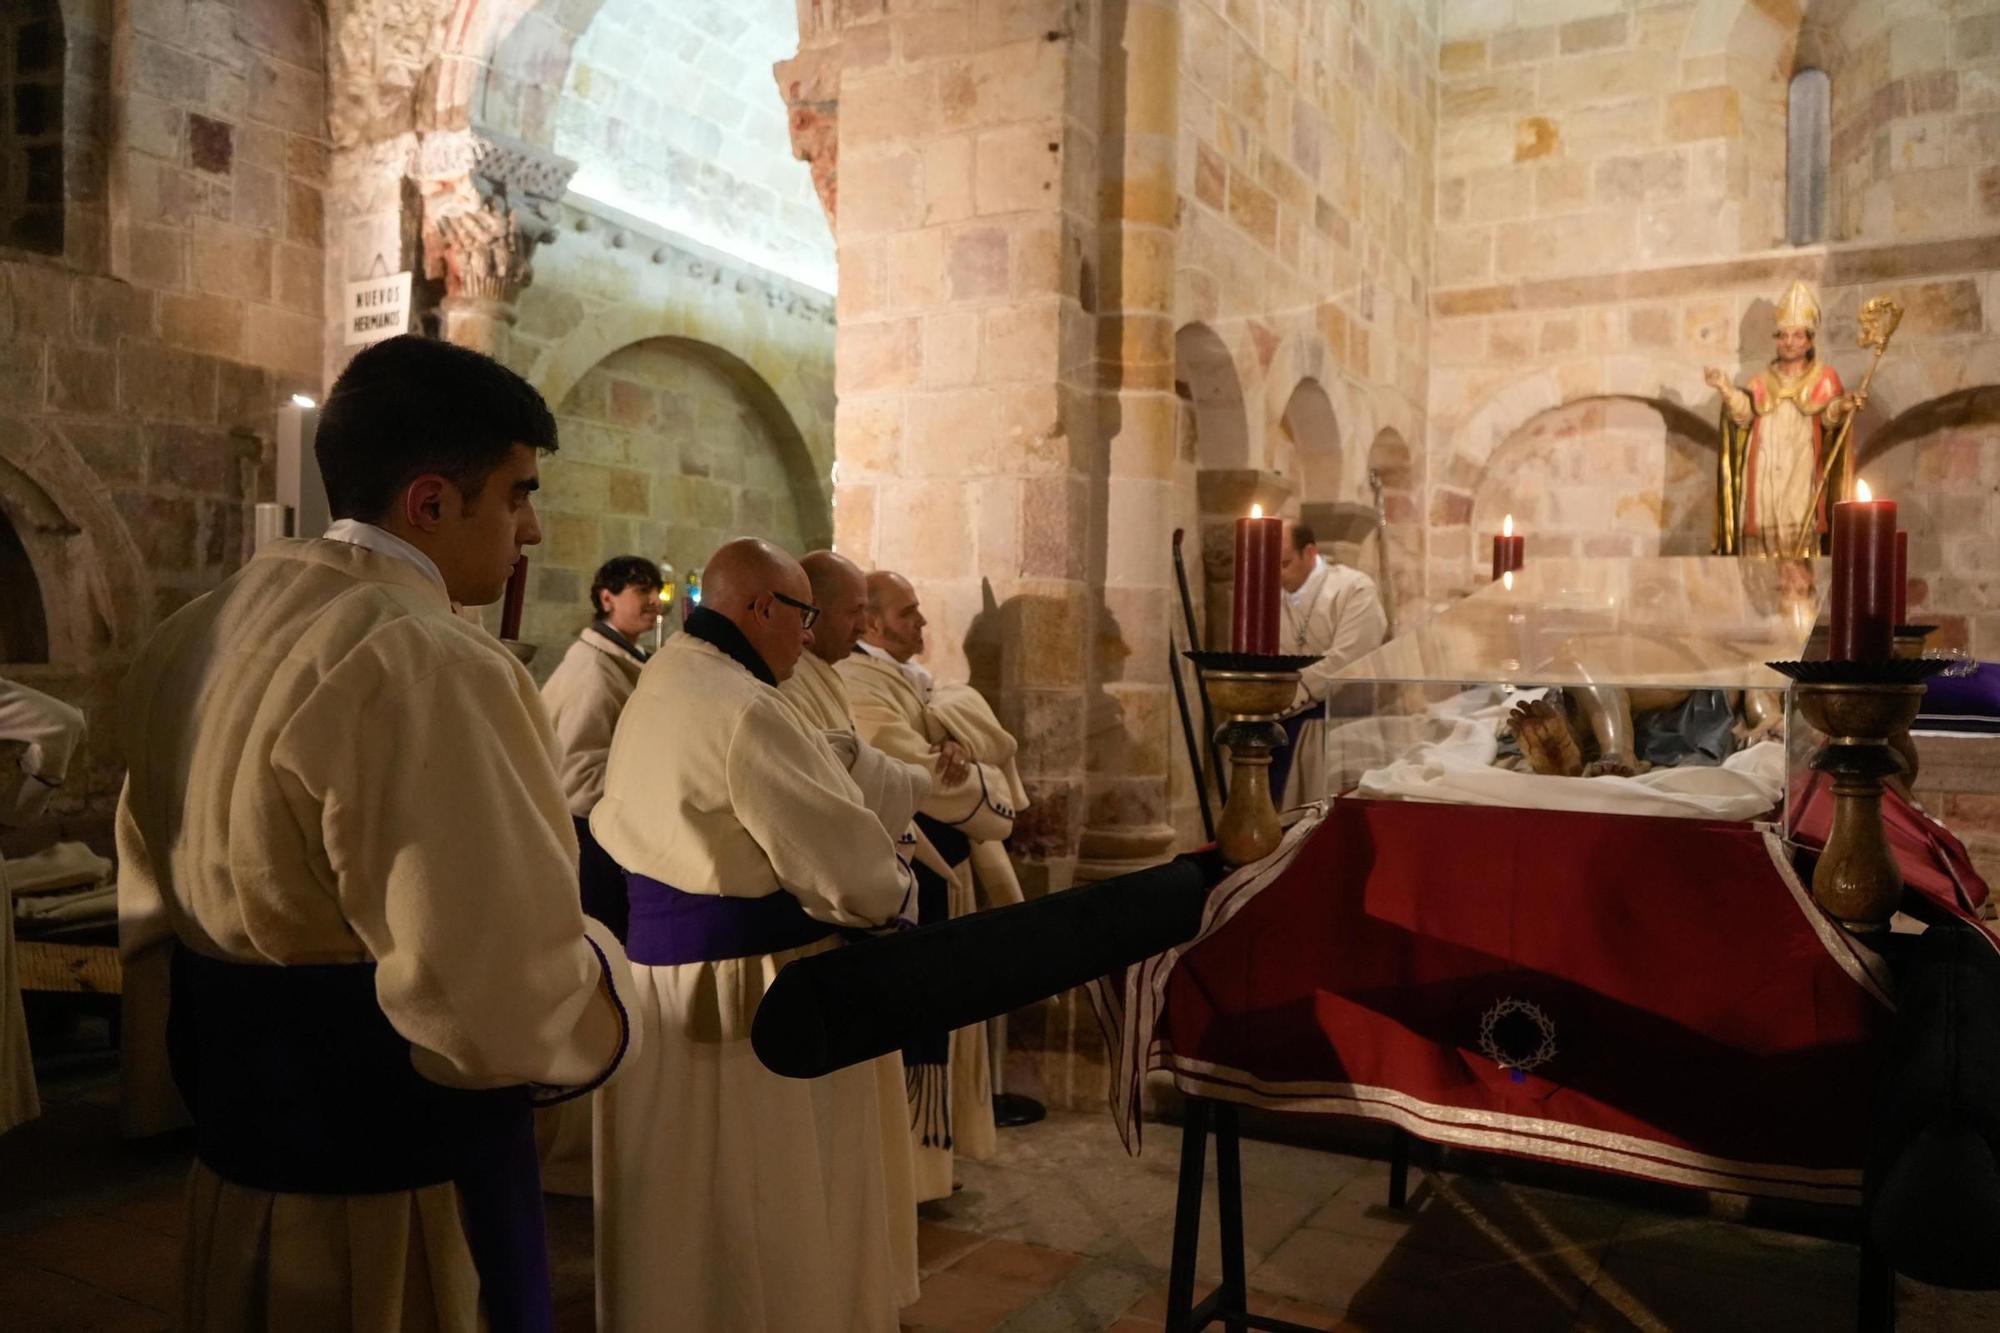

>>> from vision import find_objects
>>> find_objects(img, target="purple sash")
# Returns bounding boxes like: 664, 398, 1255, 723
625, 873, 837, 965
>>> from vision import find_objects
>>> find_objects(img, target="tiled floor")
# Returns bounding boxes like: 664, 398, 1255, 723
7, 1040, 2000, 1331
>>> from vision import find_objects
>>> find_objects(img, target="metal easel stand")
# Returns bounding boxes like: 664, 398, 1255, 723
1164, 1098, 1324, 1333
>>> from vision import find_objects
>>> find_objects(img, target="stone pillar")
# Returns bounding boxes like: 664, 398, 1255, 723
414, 127, 576, 360
1076, 0, 1180, 882
806, 3, 1102, 899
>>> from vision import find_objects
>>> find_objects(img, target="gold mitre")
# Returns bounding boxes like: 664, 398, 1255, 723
1773, 280, 1821, 332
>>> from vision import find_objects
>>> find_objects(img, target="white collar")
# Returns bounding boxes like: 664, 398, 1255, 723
322, 519, 447, 592
856, 639, 933, 702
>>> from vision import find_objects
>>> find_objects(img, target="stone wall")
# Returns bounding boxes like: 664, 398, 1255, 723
0, 0, 327, 816
1427, 0, 2000, 609
519, 336, 822, 673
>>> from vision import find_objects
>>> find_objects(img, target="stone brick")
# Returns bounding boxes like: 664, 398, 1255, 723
923, 310, 982, 386
1560, 13, 1628, 53
285, 178, 324, 246
1515, 116, 1559, 162
1225, 168, 1278, 247
1535, 159, 1591, 213
974, 125, 1061, 216
1491, 26, 1555, 67
947, 226, 1011, 301
188, 114, 234, 174
839, 151, 921, 234
1440, 40, 1486, 76
126, 224, 188, 289
1665, 86, 1741, 143
837, 318, 921, 395
158, 292, 245, 360
1192, 140, 1226, 211
273, 244, 321, 316
1895, 279, 1984, 336
248, 60, 323, 137
920, 135, 977, 225
6, 264, 71, 337
1980, 165, 2000, 218
937, 40, 1066, 132
119, 341, 216, 420
47, 345, 119, 414
133, 38, 207, 105
192, 231, 272, 302
1594, 149, 1687, 204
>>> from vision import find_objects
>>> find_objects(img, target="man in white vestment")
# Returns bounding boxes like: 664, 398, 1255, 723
0, 676, 87, 1136
593, 538, 916, 1333
777, 549, 930, 1308
116, 335, 638, 1333
534, 554, 662, 1194
1276, 521, 1389, 808
837, 570, 1028, 1200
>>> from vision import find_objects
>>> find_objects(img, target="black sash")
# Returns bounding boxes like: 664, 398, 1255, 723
903, 816, 971, 1147
1269, 700, 1326, 803
575, 815, 630, 943
167, 946, 552, 1333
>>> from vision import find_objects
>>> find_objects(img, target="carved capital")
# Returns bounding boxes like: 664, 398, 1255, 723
415, 127, 577, 303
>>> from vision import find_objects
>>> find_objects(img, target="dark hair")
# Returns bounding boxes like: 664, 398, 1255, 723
591, 555, 664, 615
315, 334, 558, 522
1289, 523, 1318, 553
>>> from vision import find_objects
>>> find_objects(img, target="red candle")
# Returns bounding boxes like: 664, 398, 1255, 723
1893, 529, 1909, 627
1491, 514, 1525, 582
1231, 506, 1282, 654
500, 553, 529, 640
1829, 482, 1896, 660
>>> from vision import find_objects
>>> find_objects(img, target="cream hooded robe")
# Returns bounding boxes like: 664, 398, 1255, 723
116, 537, 637, 1333
591, 627, 915, 1333
1279, 557, 1388, 809
778, 649, 929, 1307
837, 647, 1030, 1198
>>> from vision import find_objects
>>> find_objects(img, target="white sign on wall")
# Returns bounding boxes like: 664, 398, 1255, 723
342, 271, 413, 346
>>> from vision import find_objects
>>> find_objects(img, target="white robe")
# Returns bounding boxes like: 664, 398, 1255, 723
592, 629, 914, 1333
534, 623, 646, 1194
540, 624, 645, 817
837, 648, 1024, 1199
1280, 557, 1389, 808
115, 538, 636, 1333
778, 650, 929, 1308
0, 677, 87, 1134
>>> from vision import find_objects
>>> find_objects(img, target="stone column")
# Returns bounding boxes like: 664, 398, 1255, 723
414, 127, 576, 360
802, 4, 1103, 899
1076, 0, 1180, 882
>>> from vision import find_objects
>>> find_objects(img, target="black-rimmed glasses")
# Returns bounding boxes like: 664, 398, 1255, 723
769, 590, 821, 630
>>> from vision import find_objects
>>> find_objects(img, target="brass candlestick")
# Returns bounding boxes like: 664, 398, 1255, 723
1889, 624, 1935, 784
1187, 652, 1315, 866
1771, 658, 1946, 932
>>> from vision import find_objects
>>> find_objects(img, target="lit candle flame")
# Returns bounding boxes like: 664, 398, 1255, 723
1855, 479, 1873, 503
1251, 503, 1263, 519
1502, 570, 1514, 591
1503, 513, 1514, 538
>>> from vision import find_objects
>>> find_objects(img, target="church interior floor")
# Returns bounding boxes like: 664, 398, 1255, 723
7, 1032, 2000, 1332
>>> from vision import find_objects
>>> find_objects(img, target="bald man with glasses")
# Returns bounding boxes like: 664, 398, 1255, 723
591, 537, 918, 1332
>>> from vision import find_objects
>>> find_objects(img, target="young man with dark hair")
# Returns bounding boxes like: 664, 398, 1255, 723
117, 334, 638, 1332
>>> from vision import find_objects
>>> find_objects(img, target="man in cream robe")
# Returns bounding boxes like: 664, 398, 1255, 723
777, 550, 931, 1308
1276, 521, 1389, 808
535, 555, 661, 1195
837, 570, 1028, 1200
1, 676, 87, 1135
593, 538, 915, 1333
117, 334, 636, 1333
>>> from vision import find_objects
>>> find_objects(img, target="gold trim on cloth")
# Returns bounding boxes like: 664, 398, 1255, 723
1763, 823, 1895, 1005
1751, 361, 1834, 416
1166, 1060, 1863, 1206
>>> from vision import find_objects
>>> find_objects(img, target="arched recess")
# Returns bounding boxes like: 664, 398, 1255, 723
1469, 395, 1720, 579
1278, 377, 1341, 504
0, 508, 48, 662
0, 431, 151, 666
1175, 322, 1249, 471
1852, 385, 2000, 652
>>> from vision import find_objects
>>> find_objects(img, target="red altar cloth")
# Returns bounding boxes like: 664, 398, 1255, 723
1103, 799, 1940, 1204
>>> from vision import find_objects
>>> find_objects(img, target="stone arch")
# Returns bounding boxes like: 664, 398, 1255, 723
1467, 395, 1720, 583
1278, 378, 1341, 505
0, 427, 151, 667
527, 299, 833, 520
1174, 322, 1249, 471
